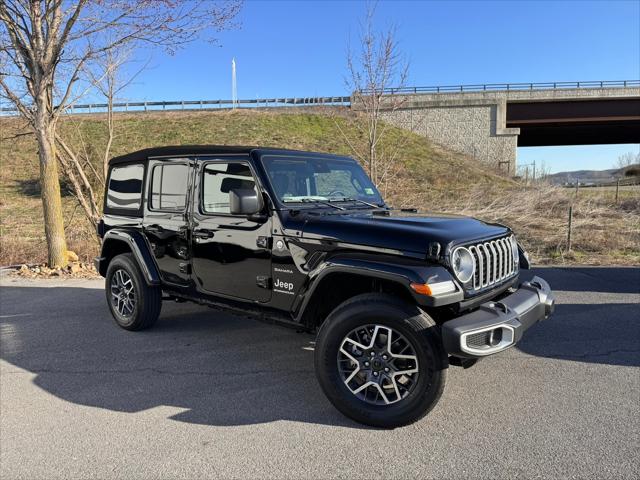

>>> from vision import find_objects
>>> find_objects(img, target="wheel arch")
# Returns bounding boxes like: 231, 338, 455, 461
97, 230, 160, 285
294, 259, 428, 330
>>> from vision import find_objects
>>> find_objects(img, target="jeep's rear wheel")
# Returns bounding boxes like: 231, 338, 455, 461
105, 253, 161, 331
314, 294, 447, 428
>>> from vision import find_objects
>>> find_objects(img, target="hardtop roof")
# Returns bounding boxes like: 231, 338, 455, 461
108, 145, 351, 165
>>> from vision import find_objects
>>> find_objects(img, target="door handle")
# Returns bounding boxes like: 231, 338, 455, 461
178, 225, 189, 238
193, 229, 214, 239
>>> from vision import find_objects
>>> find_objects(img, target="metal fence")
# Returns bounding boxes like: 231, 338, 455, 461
2, 80, 638, 116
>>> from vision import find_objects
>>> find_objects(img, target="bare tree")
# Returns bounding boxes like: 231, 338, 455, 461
0, 0, 241, 267
54, 46, 148, 229
90, 47, 149, 180
341, 3, 408, 188
616, 151, 640, 169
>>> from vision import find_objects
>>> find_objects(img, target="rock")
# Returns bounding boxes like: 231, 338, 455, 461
66, 250, 79, 262
50, 270, 61, 276
33, 267, 41, 274
19, 264, 29, 273
69, 263, 81, 274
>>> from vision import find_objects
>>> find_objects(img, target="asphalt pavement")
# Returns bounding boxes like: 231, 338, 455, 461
0, 267, 639, 479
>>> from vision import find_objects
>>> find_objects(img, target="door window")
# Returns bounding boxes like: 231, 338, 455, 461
201, 162, 257, 214
149, 163, 190, 211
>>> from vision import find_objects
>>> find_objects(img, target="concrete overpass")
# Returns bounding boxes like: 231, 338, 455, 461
369, 81, 640, 173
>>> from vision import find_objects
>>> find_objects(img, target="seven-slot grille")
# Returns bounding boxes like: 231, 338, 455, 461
467, 236, 517, 291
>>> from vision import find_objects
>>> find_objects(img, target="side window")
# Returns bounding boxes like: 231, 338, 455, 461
150, 163, 190, 211
202, 162, 257, 214
106, 164, 144, 210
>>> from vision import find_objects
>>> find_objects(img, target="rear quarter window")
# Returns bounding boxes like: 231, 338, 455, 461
106, 164, 145, 210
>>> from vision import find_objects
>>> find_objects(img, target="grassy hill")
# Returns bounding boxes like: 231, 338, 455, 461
0, 108, 511, 265
1, 108, 637, 266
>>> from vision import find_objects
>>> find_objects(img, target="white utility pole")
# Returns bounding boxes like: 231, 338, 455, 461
231, 58, 237, 109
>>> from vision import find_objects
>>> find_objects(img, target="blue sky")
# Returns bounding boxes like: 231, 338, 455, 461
123, 0, 640, 173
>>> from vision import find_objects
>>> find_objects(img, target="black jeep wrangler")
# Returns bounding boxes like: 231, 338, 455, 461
96, 145, 555, 428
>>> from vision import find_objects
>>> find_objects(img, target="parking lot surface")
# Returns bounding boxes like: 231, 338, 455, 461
1, 267, 639, 479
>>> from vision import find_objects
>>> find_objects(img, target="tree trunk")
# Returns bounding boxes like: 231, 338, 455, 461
35, 119, 68, 268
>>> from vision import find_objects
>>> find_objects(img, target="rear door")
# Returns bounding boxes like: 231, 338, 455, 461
191, 159, 272, 302
142, 158, 193, 286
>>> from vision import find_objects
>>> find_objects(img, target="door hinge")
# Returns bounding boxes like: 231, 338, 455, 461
179, 262, 192, 274
256, 275, 271, 289
256, 236, 270, 249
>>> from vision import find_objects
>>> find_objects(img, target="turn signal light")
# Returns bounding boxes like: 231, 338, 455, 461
410, 283, 433, 295
410, 280, 457, 296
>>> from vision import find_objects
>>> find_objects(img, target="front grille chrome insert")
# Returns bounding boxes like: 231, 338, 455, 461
467, 236, 517, 291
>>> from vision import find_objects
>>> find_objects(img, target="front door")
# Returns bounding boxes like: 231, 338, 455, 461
191, 159, 272, 302
143, 158, 193, 286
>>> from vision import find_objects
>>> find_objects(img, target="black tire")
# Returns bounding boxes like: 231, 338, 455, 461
314, 293, 447, 428
105, 253, 162, 331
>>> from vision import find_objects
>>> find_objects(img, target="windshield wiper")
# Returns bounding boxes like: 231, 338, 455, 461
332, 197, 385, 209
299, 198, 345, 210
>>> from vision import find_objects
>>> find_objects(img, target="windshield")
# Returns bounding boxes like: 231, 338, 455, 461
261, 155, 384, 206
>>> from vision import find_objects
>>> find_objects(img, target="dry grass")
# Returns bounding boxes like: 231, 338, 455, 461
433, 184, 640, 265
382, 161, 640, 266
1, 109, 638, 266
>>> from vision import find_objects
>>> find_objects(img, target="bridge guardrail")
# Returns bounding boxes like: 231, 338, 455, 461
0, 96, 351, 115
2, 80, 638, 116
378, 80, 640, 95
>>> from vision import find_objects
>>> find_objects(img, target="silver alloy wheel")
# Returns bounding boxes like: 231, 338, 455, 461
338, 324, 419, 405
110, 269, 136, 317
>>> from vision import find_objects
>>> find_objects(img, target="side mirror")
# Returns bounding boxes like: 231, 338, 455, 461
229, 189, 262, 216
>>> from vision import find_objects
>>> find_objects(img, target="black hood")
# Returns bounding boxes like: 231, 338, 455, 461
292, 209, 510, 256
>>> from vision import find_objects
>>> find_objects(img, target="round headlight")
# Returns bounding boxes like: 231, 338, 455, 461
510, 236, 520, 266
451, 247, 474, 283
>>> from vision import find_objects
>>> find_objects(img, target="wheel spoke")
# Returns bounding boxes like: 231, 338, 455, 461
339, 346, 361, 384
111, 269, 135, 318
387, 332, 418, 362
337, 323, 419, 406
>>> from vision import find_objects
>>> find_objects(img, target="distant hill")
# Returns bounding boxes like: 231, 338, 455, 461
545, 166, 637, 186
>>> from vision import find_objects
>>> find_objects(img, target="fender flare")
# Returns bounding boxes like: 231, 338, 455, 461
293, 257, 460, 322
97, 230, 161, 285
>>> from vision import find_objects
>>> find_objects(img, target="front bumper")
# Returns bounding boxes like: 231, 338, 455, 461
441, 276, 555, 358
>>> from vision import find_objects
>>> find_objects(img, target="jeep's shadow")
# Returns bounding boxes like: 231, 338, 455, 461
516, 267, 639, 366
0, 284, 360, 428
515, 302, 640, 366
521, 266, 640, 294
0, 266, 638, 428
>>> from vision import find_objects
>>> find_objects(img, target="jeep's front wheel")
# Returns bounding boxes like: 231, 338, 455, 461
314, 294, 447, 428
105, 253, 162, 331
